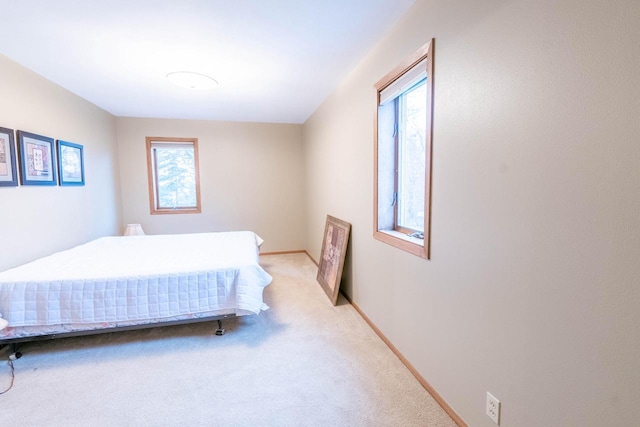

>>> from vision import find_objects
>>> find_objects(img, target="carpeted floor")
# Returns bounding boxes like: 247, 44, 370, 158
0, 253, 456, 427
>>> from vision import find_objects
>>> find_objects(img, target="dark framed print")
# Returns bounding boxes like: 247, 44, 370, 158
0, 127, 18, 187
17, 130, 57, 185
57, 140, 85, 186
317, 215, 351, 305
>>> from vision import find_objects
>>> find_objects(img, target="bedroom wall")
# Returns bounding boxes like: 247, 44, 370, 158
303, 1, 640, 426
0, 55, 121, 272
116, 117, 305, 252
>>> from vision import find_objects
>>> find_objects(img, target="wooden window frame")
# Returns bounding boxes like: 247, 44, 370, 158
146, 136, 202, 215
373, 40, 434, 259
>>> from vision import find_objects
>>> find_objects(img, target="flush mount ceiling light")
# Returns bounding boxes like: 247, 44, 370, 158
166, 71, 218, 90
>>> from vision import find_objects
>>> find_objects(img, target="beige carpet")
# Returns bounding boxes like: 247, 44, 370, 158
0, 253, 456, 427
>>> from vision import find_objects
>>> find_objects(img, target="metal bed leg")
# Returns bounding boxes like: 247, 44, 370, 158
9, 344, 22, 360
215, 319, 225, 336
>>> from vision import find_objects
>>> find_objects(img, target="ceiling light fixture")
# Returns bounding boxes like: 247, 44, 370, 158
166, 71, 218, 90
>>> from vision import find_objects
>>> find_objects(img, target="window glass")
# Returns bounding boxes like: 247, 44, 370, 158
397, 80, 426, 233
154, 145, 197, 209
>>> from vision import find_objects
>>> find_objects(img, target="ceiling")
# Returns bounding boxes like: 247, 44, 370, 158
0, 0, 414, 124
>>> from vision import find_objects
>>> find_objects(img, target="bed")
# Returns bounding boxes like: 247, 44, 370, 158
0, 231, 272, 345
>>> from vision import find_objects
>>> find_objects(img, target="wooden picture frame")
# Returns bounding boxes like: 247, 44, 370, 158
316, 215, 351, 305
17, 130, 57, 185
57, 140, 85, 186
0, 127, 18, 187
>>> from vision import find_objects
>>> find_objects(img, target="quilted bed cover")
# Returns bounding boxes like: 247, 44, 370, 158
0, 231, 272, 339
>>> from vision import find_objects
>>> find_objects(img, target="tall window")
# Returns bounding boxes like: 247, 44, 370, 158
374, 40, 433, 259
146, 137, 201, 215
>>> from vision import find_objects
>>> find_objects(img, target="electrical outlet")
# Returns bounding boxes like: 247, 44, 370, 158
486, 392, 501, 425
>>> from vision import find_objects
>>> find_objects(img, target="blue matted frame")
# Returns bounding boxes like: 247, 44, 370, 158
57, 140, 85, 186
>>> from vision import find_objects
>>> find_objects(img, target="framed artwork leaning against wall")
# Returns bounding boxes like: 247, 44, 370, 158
317, 215, 351, 305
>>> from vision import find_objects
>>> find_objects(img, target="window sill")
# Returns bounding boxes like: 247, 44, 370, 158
374, 229, 429, 259
150, 208, 201, 215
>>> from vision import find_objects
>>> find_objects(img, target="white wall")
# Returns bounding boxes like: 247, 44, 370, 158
0, 55, 121, 271
303, 1, 640, 426
116, 117, 305, 252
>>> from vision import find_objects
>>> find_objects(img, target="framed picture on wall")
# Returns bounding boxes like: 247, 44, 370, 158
57, 140, 85, 186
316, 215, 351, 305
17, 130, 57, 185
0, 127, 18, 187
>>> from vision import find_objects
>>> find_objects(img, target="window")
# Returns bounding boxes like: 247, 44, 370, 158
146, 137, 201, 215
374, 40, 433, 259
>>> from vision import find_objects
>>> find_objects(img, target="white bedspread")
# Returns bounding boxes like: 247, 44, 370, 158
0, 232, 272, 331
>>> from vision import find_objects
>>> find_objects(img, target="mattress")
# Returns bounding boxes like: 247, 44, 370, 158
0, 231, 272, 340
